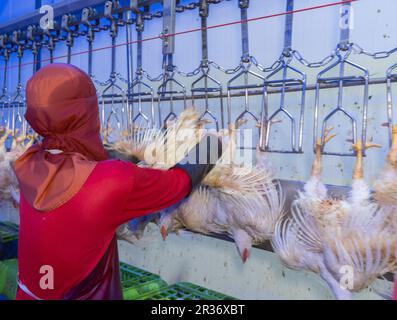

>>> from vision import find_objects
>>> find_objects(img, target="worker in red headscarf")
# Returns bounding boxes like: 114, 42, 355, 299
13, 63, 221, 300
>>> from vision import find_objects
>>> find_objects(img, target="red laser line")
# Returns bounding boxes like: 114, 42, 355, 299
1, 0, 358, 71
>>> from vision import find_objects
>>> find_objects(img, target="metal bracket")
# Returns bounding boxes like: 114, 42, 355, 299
239, 0, 250, 63
10, 30, 26, 136
82, 7, 100, 43
227, 0, 265, 135
104, 0, 123, 39
82, 7, 101, 77
27, 25, 42, 73
339, 1, 352, 51
158, 0, 186, 127
61, 14, 80, 63
313, 56, 369, 157
162, 0, 176, 56
385, 64, 397, 147
259, 0, 307, 154
313, 1, 369, 157
0, 34, 10, 128
129, 0, 141, 14
191, 0, 225, 131
283, 0, 294, 57
43, 22, 60, 64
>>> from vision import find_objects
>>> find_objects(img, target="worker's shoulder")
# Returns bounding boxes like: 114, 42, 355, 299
94, 159, 137, 179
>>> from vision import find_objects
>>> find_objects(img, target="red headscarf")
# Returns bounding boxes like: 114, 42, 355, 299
14, 63, 108, 212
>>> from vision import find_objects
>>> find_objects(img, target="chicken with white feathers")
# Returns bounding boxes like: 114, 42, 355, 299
273, 128, 397, 299
374, 125, 397, 206
0, 128, 36, 207
106, 108, 209, 242
158, 117, 284, 263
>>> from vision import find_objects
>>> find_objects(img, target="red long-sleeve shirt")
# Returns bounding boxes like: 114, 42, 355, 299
16, 160, 191, 300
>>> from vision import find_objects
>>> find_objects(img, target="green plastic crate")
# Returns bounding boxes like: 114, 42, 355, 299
0, 222, 19, 243
120, 262, 167, 300
0, 259, 18, 300
123, 278, 168, 300
139, 282, 237, 300
120, 262, 160, 286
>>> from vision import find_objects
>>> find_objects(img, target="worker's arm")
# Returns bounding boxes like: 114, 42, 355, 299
115, 134, 222, 225
120, 165, 192, 221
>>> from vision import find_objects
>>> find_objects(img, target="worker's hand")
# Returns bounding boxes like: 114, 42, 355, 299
104, 143, 141, 164
174, 133, 223, 189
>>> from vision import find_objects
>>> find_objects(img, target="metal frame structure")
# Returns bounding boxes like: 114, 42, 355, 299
191, 0, 225, 131
313, 1, 369, 157
260, 0, 306, 154
157, 0, 186, 128
99, 0, 129, 141
227, 0, 265, 130
129, 5, 156, 129
10, 30, 26, 137
386, 63, 397, 147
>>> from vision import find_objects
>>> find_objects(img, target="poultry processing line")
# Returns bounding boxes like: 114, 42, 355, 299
2, 0, 397, 299
99, 0, 130, 142
157, 0, 187, 128
191, 0, 225, 131
259, 0, 306, 154
226, 0, 265, 149
128, 6, 156, 129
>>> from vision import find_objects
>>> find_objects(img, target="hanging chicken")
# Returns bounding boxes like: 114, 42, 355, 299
212, 147, 284, 262
159, 118, 284, 263
374, 125, 397, 206
272, 128, 352, 299
0, 129, 35, 208
320, 140, 396, 297
273, 127, 397, 299
106, 108, 208, 242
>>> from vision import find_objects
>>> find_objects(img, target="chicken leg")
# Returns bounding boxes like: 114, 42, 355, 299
387, 125, 397, 168
311, 127, 336, 177
352, 140, 381, 180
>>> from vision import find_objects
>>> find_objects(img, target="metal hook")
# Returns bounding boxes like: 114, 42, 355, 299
43, 24, 60, 64
11, 30, 26, 138
0, 35, 10, 130
61, 13, 79, 64
128, 7, 155, 131
130, 78, 155, 129
386, 63, 397, 147
190, 0, 224, 131
313, 54, 369, 157
192, 71, 223, 131
227, 68, 265, 126
27, 25, 42, 74
226, 0, 265, 150
158, 75, 186, 128
99, 1, 129, 138
259, 0, 306, 154
82, 7, 100, 78
158, 0, 186, 128
313, 0, 368, 157
260, 62, 306, 154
